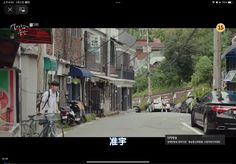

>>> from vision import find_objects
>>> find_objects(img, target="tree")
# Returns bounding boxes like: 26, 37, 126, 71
131, 28, 233, 94
191, 56, 213, 86
161, 29, 197, 83
134, 68, 148, 93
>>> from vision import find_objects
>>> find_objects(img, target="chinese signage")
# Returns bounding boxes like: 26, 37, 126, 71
109, 137, 127, 146
87, 32, 101, 63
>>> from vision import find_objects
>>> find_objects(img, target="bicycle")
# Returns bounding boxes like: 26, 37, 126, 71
20, 113, 64, 137
37, 113, 64, 137
20, 114, 40, 137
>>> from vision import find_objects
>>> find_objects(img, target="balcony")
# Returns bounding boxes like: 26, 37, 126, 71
116, 66, 134, 80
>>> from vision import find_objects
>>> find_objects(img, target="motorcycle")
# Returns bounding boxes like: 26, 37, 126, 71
60, 106, 81, 126
69, 100, 87, 123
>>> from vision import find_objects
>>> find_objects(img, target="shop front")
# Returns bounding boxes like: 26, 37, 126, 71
68, 65, 93, 102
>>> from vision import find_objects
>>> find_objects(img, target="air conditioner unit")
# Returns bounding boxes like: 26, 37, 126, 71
67, 77, 72, 84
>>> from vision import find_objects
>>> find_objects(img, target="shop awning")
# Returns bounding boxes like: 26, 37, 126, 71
222, 43, 236, 60
44, 57, 57, 71
93, 74, 135, 87
69, 66, 93, 78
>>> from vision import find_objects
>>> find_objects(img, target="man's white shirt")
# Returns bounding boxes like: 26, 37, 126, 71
41, 89, 59, 113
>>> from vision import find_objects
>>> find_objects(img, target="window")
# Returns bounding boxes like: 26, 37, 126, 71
76, 29, 81, 37
224, 70, 236, 82
201, 93, 212, 102
212, 91, 236, 103
87, 33, 101, 63
110, 41, 115, 65
54, 76, 64, 91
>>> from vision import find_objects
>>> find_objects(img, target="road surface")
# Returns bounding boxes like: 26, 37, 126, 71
65, 111, 204, 137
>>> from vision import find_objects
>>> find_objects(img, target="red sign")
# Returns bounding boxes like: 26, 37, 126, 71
17, 28, 52, 44
0, 91, 9, 111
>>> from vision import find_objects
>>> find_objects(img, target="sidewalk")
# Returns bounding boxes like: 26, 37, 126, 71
104, 111, 120, 117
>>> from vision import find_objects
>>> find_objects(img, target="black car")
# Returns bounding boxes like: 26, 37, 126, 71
191, 91, 236, 134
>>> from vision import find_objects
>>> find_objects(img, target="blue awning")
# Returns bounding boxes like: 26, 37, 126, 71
69, 66, 93, 78
222, 43, 236, 60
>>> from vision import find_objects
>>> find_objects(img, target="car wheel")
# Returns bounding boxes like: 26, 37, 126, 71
203, 116, 212, 135
191, 111, 197, 127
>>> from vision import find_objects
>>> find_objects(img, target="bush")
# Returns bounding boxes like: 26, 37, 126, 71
85, 113, 96, 122
192, 83, 212, 98
191, 56, 213, 86
139, 97, 149, 111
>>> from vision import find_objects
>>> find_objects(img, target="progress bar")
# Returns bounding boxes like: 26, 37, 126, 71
86, 161, 150, 163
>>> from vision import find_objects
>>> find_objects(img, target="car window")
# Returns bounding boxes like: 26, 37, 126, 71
201, 93, 212, 102
212, 91, 236, 104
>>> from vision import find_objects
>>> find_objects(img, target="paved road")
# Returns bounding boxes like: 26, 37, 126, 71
65, 112, 204, 137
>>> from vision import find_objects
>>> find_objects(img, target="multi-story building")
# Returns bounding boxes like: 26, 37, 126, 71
222, 36, 236, 99
134, 38, 165, 74
84, 28, 136, 113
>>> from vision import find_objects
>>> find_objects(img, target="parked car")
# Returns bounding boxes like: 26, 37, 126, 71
191, 91, 236, 134
147, 97, 171, 112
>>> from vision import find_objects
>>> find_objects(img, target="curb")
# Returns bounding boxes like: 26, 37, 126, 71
104, 111, 120, 117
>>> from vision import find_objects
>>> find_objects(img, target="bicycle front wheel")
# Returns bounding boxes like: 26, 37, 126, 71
21, 124, 34, 137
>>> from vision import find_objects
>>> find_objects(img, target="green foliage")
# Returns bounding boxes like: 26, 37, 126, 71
131, 28, 233, 96
134, 68, 148, 93
151, 29, 197, 87
191, 56, 213, 86
85, 114, 96, 122
151, 66, 180, 88
139, 97, 149, 111
192, 83, 212, 98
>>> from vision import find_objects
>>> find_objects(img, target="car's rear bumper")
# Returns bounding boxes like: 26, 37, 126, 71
209, 116, 236, 130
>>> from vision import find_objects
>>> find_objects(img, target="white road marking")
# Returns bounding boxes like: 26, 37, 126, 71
181, 122, 203, 135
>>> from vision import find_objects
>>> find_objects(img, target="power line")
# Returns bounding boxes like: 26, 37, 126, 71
71, 29, 127, 64
105, 41, 136, 67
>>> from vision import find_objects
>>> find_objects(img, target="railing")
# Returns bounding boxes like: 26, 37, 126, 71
116, 67, 134, 80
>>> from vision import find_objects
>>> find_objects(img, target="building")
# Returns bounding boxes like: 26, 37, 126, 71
222, 36, 236, 96
134, 38, 165, 74
11, 28, 53, 120
45, 28, 88, 107
84, 28, 136, 113
114, 30, 136, 111
2, 28, 137, 123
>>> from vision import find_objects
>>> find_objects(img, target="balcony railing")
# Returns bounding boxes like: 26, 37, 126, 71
116, 66, 134, 80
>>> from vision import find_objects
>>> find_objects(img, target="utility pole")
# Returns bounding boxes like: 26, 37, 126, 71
213, 28, 222, 91
146, 29, 152, 101
107, 28, 111, 77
